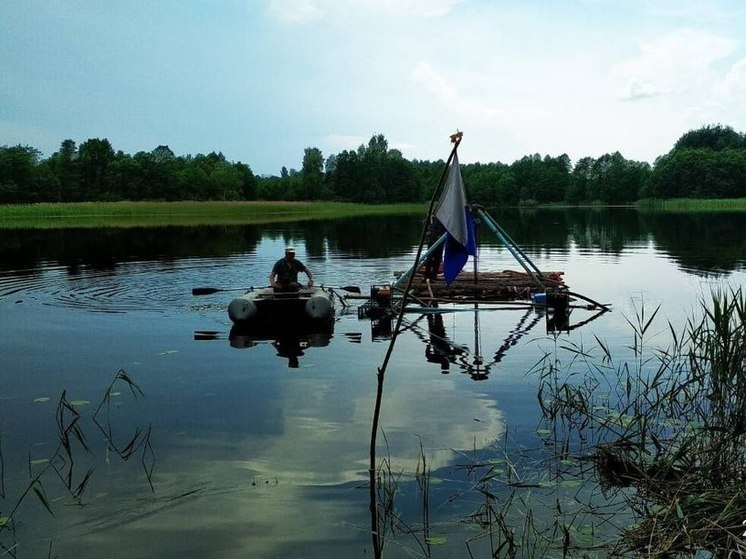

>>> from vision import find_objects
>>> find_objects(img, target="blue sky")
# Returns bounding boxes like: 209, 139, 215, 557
2, 0, 745, 175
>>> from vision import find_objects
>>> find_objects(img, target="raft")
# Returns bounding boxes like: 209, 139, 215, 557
228, 286, 335, 326
395, 270, 565, 302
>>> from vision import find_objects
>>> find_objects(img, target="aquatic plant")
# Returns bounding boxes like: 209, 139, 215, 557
369, 290, 746, 557
538, 288, 746, 556
0, 369, 153, 556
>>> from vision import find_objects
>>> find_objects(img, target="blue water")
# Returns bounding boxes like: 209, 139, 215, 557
0, 209, 744, 557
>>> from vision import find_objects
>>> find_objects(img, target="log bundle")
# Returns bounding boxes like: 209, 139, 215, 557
396, 270, 564, 301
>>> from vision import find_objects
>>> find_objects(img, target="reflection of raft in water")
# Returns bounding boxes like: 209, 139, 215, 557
227, 286, 335, 326
229, 322, 334, 368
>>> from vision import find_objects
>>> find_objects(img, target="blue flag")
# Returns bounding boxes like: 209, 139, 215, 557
434, 153, 477, 285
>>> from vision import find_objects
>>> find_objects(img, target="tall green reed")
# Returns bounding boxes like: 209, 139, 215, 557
539, 289, 746, 556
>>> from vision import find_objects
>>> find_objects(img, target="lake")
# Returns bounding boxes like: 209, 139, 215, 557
0, 207, 744, 558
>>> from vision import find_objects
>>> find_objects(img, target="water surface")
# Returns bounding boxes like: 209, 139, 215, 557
0, 208, 744, 557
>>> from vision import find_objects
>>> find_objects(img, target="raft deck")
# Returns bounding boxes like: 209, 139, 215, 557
394, 270, 564, 302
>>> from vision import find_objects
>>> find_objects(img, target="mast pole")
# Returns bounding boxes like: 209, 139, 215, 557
369, 132, 462, 557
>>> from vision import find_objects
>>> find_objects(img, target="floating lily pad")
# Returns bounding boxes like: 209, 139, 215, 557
159, 350, 178, 355
425, 536, 447, 545
34, 397, 51, 403
30, 458, 49, 466
577, 524, 596, 543
0, 517, 8, 528
69, 400, 90, 407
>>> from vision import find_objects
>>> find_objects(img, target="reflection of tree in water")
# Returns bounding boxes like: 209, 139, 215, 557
323, 215, 423, 258
492, 207, 746, 274
0, 225, 264, 273
3, 210, 742, 278
639, 211, 746, 273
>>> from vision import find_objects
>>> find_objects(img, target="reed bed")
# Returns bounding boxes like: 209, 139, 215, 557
371, 290, 746, 557
0, 201, 426, 229
537, 288, 746, 557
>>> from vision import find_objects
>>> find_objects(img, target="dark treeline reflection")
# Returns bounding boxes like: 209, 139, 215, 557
490, 207, 644, 255
492, 207, 745, 273
0, 226, 264, 274
1, 209, 744, 275
638, 211, 746, 273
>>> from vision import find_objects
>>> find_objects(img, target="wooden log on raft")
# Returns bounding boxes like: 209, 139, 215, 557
394, 270, 565, 302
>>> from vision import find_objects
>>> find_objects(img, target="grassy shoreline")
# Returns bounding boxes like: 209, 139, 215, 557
0, 201, 426, 229
636, 197, 746, 211
1, 198, 744, 229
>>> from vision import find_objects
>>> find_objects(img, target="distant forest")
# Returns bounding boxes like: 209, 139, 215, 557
1, 124, 745, 205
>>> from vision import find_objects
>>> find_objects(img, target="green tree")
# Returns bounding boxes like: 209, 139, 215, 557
175, 159, 210, 200
462, 162, 517, 207
328, 149, 361, 201
381, 149, 418, 202
0, 145, 43, 203
325, 134, 420, 203
412, 159, 443, 201
301, 147, 325, 200
46, 139, 80, 201
647, 148, 746, 199
209, 161, 243, 200
511, 154, 569, 203
568, 156, 593, 203
234, 162, 257, 200
674, 124, 745, 152
78, 138, 115, 200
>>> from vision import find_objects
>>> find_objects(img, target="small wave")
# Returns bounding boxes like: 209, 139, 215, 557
0, 258, 239, 314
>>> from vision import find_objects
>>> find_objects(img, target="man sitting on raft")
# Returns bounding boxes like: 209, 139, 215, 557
269, 246, 314, 291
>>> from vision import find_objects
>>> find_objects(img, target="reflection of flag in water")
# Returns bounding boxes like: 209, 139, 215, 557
434, 152, 477, 285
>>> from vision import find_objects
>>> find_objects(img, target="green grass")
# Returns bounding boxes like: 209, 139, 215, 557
636, 197, 746, 212
0, 201, 426, 228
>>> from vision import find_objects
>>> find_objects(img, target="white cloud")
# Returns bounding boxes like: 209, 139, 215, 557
412, 62, 459, 100
619, 79, 669, 101
614, 28, 738, 98
411, 62, 530, 129
724, 57, 746, 97
266, 0, 325, 23
371, 0, 465, 18
265, 0, 464, 23
644, 0, 734, 25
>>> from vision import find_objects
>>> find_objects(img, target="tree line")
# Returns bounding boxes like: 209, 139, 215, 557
2, 125, 745, 206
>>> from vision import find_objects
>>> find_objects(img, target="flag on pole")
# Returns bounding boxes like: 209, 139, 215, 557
434, 152, 477, 285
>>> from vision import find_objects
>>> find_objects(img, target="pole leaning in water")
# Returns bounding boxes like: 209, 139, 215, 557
368, 131, 463, 557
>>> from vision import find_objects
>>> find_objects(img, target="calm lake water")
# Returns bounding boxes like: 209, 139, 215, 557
0, 208, 744, 558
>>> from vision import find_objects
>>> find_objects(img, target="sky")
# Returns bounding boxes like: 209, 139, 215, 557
2, 0, 746, 176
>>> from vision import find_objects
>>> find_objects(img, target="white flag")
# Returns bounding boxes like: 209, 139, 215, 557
434, 152, 468, 247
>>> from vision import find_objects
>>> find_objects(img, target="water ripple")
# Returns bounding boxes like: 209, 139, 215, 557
0, 258, 236, 314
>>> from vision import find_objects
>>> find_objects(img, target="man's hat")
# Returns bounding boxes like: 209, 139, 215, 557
285, 246, 296, 253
